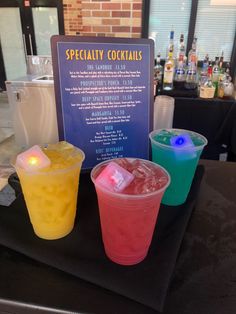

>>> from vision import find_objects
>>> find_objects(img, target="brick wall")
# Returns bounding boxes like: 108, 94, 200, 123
63, 0, 83, 35
63, 0, 142, 38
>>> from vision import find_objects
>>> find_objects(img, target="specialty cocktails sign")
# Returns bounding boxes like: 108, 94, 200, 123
51, 36, 154, 170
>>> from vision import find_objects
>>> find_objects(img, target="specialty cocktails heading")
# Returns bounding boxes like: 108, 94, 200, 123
65, 49, 143, 61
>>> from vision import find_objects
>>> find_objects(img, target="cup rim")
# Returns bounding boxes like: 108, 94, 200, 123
11, 147, 85, 175
149, 128, 208, 151
90, 157, 171, 199
154, 95, 175, 103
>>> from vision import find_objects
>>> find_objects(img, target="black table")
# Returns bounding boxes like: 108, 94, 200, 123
0, 159, 235, 314
172, 97, 236, 161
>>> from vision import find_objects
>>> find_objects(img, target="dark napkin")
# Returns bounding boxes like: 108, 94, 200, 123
0, 166, 204, 312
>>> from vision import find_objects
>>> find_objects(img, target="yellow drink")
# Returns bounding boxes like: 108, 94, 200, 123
14, 142, 85, 240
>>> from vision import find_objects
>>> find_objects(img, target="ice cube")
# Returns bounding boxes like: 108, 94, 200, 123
95, 161, 134, 193
114, 158, 131, 170
131, 179, 144, 194
16, 145, 51, 171
149, 176, 168, 193
132, 161, 155, 178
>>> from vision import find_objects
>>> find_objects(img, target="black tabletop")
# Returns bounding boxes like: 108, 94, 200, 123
164, 159, 236, 314
0, 160, 235, 314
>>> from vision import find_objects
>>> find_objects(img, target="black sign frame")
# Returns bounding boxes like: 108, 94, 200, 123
51, 35, 154, 170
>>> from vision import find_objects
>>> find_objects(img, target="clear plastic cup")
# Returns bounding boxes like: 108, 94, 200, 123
91, 158, 170, 266
153, 95, 175, 130
12, 144, 85, 240
149, 129, 207, 206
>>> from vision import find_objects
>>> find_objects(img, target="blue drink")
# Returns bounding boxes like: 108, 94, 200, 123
149, 129, 207, 205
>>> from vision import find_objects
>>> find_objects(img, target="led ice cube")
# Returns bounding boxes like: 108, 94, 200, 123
16, 145, 51, 171
170, 133, 194, 148
95, 161, 134, 192
170, 133, 197, 160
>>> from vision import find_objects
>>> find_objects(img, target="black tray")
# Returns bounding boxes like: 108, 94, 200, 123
0, 165, 204, 312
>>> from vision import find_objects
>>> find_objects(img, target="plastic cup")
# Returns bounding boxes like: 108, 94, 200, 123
12, 145, 85, 240
149, 129, 207, 206
91, 158, 170, 266
153, 95, 175, 130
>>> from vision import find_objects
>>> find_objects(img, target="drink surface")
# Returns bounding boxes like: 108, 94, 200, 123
94, 158, 169, 195
153, 129, 205, 147
40, 141, 83, 171
16, 142, 84, 239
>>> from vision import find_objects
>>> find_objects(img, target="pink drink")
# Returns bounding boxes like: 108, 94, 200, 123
91, 158, 170, 265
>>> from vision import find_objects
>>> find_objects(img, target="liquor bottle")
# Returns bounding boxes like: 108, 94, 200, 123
174, 33, 186, 89
166, 27, 175, 58
187, 37, 198, 66
163, 29, 175, 91
225, 62, 231, 75
154, 52, 163, 95
217, 75, 225, 98
217, 61, 229, 98
199, 54, 209, 87
176, 33, 185, 62
212, 56, 221, 96
219, 51, 224, 70
223, 63, 234, 99
199, 61, 215, 99
185, 37, 198, 90
202, 54, 209, 72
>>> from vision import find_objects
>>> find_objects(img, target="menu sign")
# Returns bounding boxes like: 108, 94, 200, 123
51, 36, 154, 170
